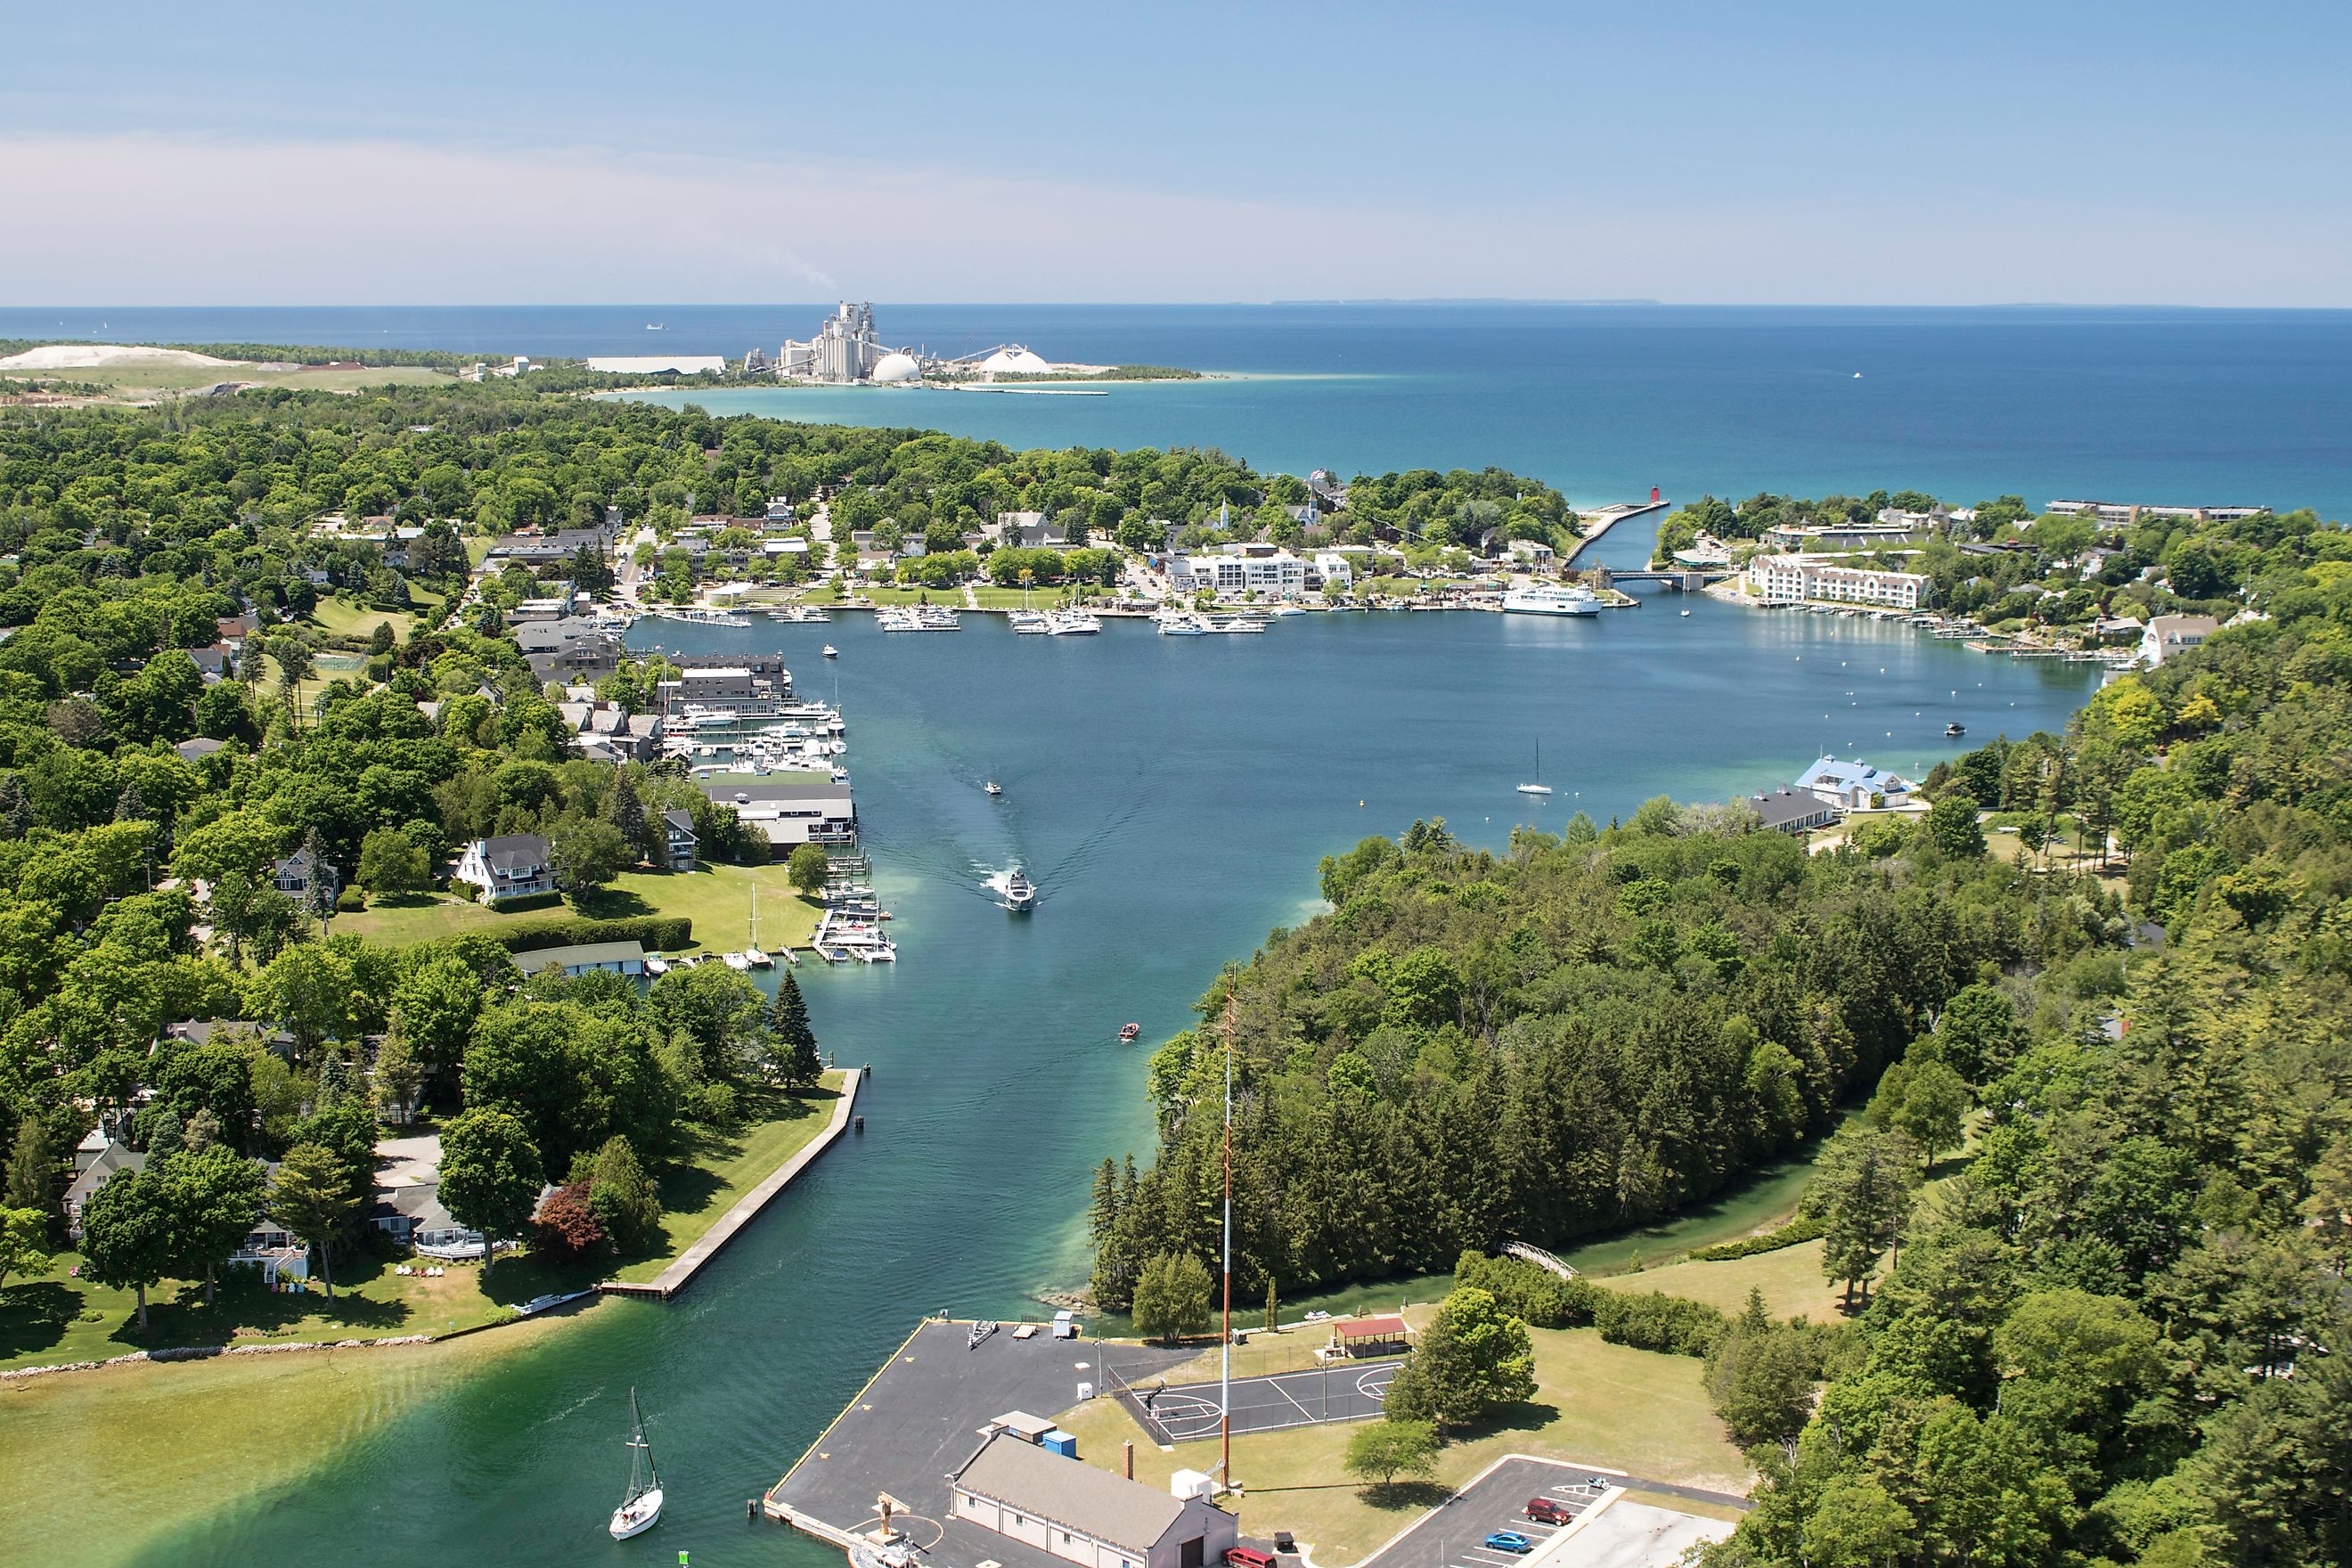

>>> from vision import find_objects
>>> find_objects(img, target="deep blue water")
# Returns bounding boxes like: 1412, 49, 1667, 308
5, 303, 2348, 515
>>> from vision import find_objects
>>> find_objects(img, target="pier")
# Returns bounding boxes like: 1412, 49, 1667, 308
1563, 498, 1670, 564
600, 1066, 865, 1301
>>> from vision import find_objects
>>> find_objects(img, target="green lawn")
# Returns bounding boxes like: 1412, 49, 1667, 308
0, 1074, 848, 1369
306, 595, 415, 645
338, 862, 821, 953
611, 1073, 848, 1282
1054, 1315, 1746, 1564
1595, 1238, 1845, 1323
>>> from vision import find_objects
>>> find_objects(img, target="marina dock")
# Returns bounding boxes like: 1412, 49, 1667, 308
601, 1066, 865, 1301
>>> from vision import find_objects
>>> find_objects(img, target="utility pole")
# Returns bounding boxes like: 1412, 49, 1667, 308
1220, 978, 1235, 1493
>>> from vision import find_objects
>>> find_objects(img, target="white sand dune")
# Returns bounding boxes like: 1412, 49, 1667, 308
0, 344, 243, 371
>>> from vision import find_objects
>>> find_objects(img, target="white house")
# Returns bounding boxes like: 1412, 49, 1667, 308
1794, 756, 1915, 812
2140, 613, 2218, 668
951, 1432, 1237, 1568
1311, 551, 1355, 590
454, 834, 555, 902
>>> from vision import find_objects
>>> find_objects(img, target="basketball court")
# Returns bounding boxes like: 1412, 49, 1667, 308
1116, 1358, 1399, 1443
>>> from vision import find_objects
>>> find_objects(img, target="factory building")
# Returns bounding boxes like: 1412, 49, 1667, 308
780, 302, 888, 383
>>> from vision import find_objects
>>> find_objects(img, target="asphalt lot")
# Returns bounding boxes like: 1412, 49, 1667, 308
1360, 1458, 1616, 1568
1121, 1359, 1401, 1442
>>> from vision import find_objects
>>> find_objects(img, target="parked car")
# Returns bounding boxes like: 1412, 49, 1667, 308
1483, 1534, 1536, 1555
1525, 1499, 1574, 1526
1226, 1549, 1277, 1568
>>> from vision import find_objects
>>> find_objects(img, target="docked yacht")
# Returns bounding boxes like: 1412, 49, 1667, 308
1156, 611, 1208, 635
1500, 584, 1602, 617
1045, 609, 1102, 635
1009, 609, 1050, 634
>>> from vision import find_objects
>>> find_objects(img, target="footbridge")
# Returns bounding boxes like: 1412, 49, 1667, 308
1502, 1241, 1580, 1279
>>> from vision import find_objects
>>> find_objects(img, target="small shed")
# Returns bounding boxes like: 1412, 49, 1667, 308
1328, 1314, 1411, 1357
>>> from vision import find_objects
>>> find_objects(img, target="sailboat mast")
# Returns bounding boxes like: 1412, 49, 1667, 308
1221, 980, 1235, 1490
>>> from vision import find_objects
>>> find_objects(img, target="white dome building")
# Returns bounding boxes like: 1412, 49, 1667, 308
870, 351, 921, 384
976, 346, 1058, 378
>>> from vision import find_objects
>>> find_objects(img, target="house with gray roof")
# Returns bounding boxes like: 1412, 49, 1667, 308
454, 833, 555, 903
951, 1431, 1237, 1568
1749, 788, 1841, 835
517, 941, 649, 978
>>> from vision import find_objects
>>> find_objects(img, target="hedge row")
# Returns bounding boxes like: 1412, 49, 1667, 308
1454, 1251, 1730, 1358
492, 915, 694, 955
1686, 1214, 1824, 1263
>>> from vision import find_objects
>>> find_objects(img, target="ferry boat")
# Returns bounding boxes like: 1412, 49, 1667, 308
1500, 584, 1602, 617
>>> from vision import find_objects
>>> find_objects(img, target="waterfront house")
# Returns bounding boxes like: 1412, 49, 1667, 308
1794, 756, 1915, 812
663, 809, 698, 870
1749, 788, 1841, 835
704, 778, 857, 852
454, 833, 556, 903
950, 1431, 1237, 1568
517, 941, 649, 979
2139, 613, 2218, 668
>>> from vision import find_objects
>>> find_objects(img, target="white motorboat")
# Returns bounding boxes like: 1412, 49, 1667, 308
1271, 603, 1308, 616
985, 781, 1003, 796
1045, 609, 1102, 635
1009, 609, 1050, 634
608, 1388, 664, 1540
1680, 609, 1692, 617
643, 955, 669, 976
722, 951, 751, 971
1156, 611, 1208, 636
1501, 584, 1602, 617
822, 644, 838, 657
1000, 869, 1037, 912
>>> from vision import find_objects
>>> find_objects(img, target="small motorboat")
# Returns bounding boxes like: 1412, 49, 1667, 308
1945, 723, 1967, 737
822, 644, 837, 657
1680, 608, 1692, 617
609, 1388, 664, 1540
1001, 869, 1036, 912
985, 781, 1003, 796
1118, 1022, 1140, 1043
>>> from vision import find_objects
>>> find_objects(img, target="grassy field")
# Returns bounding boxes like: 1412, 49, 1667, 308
305, 595, 415, 645
0, 1074, 846, 1368
0, 1312, 575, 1568
1593, 1238, 1845, 1322
1053, 1316, 1746, 1564
337, 862, 821, 952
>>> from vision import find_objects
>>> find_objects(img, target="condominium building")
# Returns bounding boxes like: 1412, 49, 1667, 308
1745, 552, 1930, 609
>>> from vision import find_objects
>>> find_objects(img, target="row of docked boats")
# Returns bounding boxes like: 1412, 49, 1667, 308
1154, 609, 1271, 634
878, 605, 963, 631
645, 607, 753, 628
1009, 608, 1104, 635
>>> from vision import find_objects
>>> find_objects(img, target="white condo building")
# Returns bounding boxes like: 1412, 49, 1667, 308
1745, 552, 1930, 610
1168, 550, 1309, 598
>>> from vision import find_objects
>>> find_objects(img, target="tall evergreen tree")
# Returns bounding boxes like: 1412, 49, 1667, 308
606, 765, 649, 864
768, 972, 821, 1086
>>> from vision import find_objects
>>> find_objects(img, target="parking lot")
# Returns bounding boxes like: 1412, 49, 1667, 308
1360, 1457, 1616, 1568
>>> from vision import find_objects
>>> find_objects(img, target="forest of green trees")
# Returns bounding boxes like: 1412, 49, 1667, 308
1093, 500, 2352, 1567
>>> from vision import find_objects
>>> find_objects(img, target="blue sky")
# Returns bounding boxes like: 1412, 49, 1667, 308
4, 2, 2348, 304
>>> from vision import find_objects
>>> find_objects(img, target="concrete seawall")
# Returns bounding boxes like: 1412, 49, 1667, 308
604, 1066, 865, 1301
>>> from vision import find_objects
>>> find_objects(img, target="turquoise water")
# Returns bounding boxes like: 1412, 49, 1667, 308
6, 303, 2347, 513
141, 559, 2099, 1566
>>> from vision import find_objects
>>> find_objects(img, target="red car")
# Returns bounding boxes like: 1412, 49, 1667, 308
1525, 1499, 1574, 1526
1226, 1549, 1277, 1568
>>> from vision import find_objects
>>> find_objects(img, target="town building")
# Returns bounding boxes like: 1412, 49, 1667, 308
2140, 613, 2218, 668
704, 779, 857, 852
2047, 500, 2266, 528
1744, 553, 1930, 610
1749, 788, 1842, 835
1167, 549, 1310, 599
950, 1431, 1237, 1568
1311, 551, 1355, 590
454, 834, 556, 902
1760, 520, 1933, 551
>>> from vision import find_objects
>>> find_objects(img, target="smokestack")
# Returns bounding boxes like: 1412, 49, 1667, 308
1123, 1441, 1135, 1481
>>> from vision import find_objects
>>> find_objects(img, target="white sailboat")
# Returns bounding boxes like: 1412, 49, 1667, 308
1516, 738, 1555, 796
746, 883, 772, 968
608, 1388, 664, 1539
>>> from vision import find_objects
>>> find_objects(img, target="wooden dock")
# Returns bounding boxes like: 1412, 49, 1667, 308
602, 1066, 864, 1301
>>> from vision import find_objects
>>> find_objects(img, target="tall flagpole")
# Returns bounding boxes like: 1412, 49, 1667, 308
1221, 978, 1235, 1492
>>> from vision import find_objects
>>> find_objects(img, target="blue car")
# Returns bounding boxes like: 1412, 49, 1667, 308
1483, 1534, 1535, 1555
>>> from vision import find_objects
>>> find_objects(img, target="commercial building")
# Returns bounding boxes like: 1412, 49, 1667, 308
1745, 552, 1930, 609
2048, 500, 2266, 528
2140, 614, 2218, 668
780, 302, 888, 383
1760, 520, 1932, 551
1794, 756, 1915, 812
1750, 788, 1841, 835
1168, 549, 1310, 598
950, 1431, 1237, 1568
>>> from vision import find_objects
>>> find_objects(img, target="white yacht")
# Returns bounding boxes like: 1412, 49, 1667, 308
1000, 869, 1037, 912
1156, 611, 1208, 636
1045, 609, 1102, 635
1500, 584, 1602, 617
1009, 609, 1050, 634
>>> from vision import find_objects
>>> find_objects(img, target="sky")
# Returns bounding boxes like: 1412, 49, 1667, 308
4, 1, 2349, 306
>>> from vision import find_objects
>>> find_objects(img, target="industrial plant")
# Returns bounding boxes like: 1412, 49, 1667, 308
742, 302, 1099, 386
